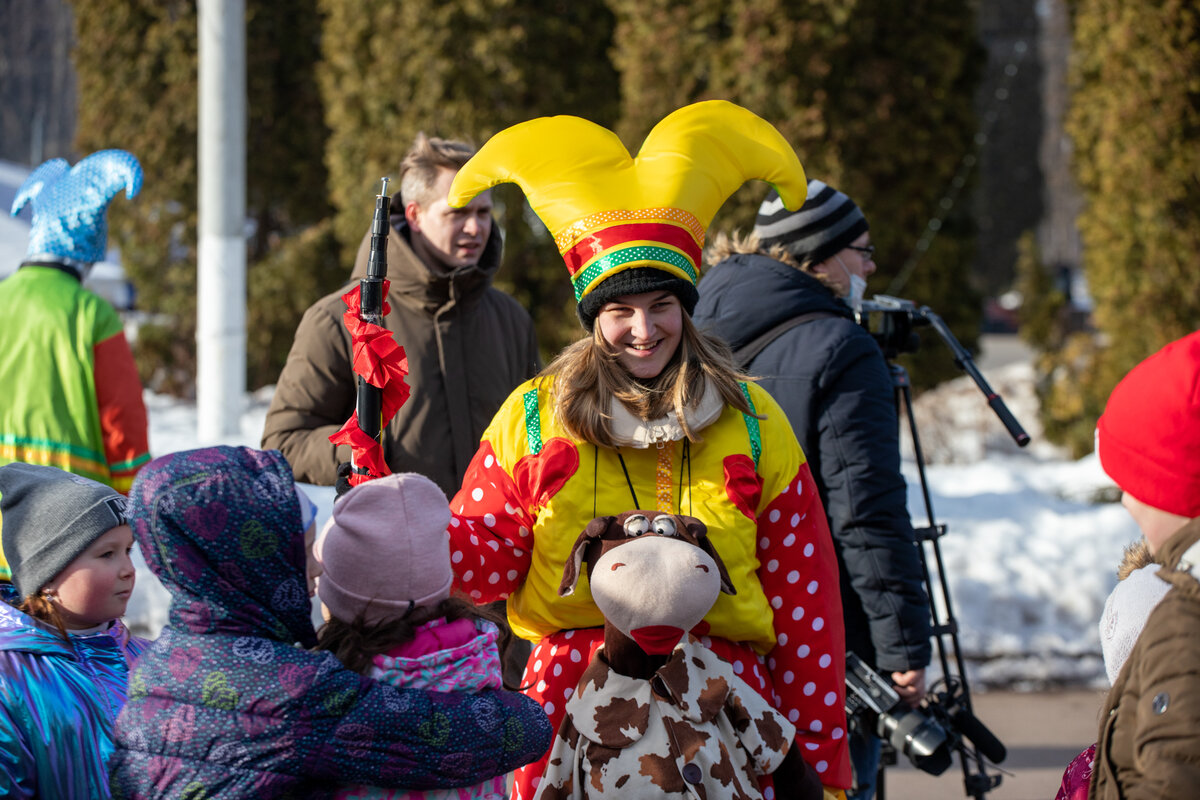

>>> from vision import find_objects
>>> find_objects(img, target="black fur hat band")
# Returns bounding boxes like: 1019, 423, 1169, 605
576, 267, 700, 331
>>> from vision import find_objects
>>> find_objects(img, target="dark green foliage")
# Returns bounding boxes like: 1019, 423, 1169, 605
1014, 231, 1066, 354
316, 0, 620, 360
245, 2, 333, 255
1014, 230, 1092, 455
247, 220, 344, 387
607, 0, 984, 388
1039, 0, 1200, 454
70, 0, 198, 393
70, 0, 342, 394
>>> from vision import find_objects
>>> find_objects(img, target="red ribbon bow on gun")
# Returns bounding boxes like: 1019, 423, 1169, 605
329, 178, 410, 487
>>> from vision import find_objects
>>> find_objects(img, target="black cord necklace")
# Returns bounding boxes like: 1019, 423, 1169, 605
599, 440, 693, 515
678, 438, 692, 516
613, 447, 640, 509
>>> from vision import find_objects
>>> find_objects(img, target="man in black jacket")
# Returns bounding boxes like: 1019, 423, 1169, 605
694, 180, 931, 800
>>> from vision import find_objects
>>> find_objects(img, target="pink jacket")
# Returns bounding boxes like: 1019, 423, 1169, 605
337, 618, 508, 800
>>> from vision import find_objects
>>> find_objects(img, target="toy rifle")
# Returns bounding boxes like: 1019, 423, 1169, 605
330, 178, 410, 488
352, 178, 390, 476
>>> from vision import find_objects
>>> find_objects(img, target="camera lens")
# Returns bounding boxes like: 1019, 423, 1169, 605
877, 708, 953, 775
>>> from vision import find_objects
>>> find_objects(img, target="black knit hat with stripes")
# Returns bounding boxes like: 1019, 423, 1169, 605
753, 179, 868, 267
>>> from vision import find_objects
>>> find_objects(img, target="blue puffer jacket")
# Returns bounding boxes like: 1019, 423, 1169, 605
0, 592, 150, 798
695, 253, 932, 672
110, 446, 551, 799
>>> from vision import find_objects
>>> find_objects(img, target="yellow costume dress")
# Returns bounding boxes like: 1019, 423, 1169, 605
450, 376, 850, 795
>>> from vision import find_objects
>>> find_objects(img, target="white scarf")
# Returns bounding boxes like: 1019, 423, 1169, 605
607, 379, 725, 448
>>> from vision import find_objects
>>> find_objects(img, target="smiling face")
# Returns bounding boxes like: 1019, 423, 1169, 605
595, 290, 684, 380
43, 524, 136, 629
406, 167, 493, 270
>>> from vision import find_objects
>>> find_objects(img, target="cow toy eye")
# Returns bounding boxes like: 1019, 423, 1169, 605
653, 517, 677, 537
623, 515, 651, 536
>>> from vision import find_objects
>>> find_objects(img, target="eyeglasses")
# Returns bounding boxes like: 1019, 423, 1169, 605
847, 244, 875, 260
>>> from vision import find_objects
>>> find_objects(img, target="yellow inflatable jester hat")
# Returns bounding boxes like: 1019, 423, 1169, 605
448, 100, 807, 329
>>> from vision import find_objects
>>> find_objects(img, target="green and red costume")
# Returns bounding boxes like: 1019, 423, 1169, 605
0, 265, 149, 494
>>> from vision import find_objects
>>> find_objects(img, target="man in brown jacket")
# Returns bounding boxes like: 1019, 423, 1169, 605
262, 134, 540, 496
1091, 330, 1200, 799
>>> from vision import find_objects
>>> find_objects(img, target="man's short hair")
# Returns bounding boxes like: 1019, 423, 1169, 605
399, 133, 476, 210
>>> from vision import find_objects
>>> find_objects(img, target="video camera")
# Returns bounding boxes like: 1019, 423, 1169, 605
845, 653, 1006, 777
855, 294, 927, 359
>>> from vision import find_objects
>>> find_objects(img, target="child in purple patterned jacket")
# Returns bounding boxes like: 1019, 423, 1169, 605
315, 472, 542, 800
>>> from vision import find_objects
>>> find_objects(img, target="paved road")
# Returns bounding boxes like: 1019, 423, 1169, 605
877, 689, 1103, 800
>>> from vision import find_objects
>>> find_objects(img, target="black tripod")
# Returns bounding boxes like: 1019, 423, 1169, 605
862, 296, 1025, 800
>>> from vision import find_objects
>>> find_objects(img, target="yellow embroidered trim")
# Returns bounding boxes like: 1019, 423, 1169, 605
554, 208, 705, 253
655, 445, 673, 512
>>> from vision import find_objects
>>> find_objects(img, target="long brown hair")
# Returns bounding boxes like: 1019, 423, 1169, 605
544, 309, 759, 449
315, 596, 522, 689
18, 593, 69, 640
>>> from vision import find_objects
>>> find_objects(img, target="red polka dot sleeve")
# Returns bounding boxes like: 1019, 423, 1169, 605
757, 460, 852, 788
448, 441, 535, 603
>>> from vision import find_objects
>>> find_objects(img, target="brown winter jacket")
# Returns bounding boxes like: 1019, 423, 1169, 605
261, 212, 540, 496
1091, 516, 1200, 800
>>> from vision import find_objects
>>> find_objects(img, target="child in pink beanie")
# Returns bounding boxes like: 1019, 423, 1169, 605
315, 472, 547, 800
1087, 330, 1200, 799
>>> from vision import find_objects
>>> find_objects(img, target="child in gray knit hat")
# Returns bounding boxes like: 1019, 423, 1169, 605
0, 461, 151, 798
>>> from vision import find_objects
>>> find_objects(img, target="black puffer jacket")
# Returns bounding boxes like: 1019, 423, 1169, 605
694, 252, 931, 672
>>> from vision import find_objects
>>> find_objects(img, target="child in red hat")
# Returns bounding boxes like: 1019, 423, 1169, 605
1090, 330, 1200, 799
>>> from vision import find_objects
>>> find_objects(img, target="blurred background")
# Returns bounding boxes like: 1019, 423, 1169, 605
1, 0, 1196, 461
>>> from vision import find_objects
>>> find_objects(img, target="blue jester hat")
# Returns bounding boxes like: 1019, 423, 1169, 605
10, 149, 143, 268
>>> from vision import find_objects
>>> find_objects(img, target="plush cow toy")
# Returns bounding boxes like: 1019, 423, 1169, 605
533, 510, 825, 800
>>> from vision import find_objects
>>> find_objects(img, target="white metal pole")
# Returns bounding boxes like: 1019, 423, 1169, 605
197, 0, 246, 442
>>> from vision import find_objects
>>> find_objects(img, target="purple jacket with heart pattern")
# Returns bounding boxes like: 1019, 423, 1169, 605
109, 446, 551, 799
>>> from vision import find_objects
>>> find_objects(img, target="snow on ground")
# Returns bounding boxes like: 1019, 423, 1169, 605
124, 360, 1135, 690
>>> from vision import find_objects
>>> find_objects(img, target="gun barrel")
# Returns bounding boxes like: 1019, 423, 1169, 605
354, 178, 391, 465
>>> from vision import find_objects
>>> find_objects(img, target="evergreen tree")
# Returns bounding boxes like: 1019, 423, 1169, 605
70, 0, 340, 394
1039, 0, 1200, 454
608, 0, 984, 387
71, 0, 198, 393
316, 0, 620, 359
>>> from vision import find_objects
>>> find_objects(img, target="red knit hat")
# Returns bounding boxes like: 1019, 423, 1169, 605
1097, 331, 1200, 518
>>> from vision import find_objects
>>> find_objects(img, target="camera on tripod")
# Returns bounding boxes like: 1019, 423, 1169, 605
855, 295, 927, 358
843, 295, 1027, 799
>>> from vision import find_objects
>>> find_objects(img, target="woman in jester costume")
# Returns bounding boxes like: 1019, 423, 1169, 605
445, 101, 851, 797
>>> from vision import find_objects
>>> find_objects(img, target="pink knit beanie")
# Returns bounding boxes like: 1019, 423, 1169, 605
315, 472, 453, 625
1096, 331, 1200, 518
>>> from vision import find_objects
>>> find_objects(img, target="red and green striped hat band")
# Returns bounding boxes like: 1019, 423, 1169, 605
560, 216, 703, 303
